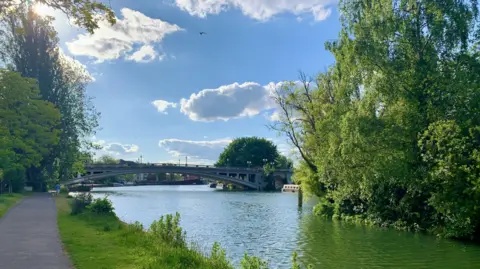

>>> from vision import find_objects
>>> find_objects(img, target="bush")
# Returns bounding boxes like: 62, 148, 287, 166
128, 221, 144, 232
87, 196, 114, 215
60, 186, 69, 194
292, 252, 313, 269
240, 253, 269, 269
209, 242, 232, 268
313, 198, 335, 218
70, 193, 93, 215
148, 212, 186, 248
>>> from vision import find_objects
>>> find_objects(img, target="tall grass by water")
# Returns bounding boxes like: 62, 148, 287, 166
56, 194, 309, 269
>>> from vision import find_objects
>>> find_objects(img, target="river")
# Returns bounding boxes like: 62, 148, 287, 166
91, 185, 480, 269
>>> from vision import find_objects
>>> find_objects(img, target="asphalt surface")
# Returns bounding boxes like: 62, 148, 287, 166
0, 193, 72, 269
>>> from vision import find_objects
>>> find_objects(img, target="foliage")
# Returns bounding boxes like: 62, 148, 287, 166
208, 242, 232, 268
59, 185, 69, 194
240, 253, 269, 269
291, 252, 312, 269
70, 192, 93, 215
0, 0, 115, 34
0, 8, 100, 190
0, 69, 60, 191
215, 137, 281, 168
148, 212, 187, 248
215, 137, 292, 168
0, 193, 25, 218
94, 155, 120, 165
87, 196, 115, 215
271, 0, 480, 240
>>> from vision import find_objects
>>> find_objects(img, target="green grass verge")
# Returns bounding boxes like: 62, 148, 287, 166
0, 193, 26, 218
55, 196, 235, 269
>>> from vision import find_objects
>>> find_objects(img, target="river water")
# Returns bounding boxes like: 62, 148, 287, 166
92, 185, 480, 269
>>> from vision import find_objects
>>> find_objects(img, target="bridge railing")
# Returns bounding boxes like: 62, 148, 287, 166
85, 163, 292, 172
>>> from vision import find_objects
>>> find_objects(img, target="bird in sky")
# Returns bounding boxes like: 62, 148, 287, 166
199, 32, 207, 35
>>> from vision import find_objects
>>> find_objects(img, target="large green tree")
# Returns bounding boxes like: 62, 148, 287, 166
0, 69, 60, 192
215, 137, 291, 169
0, 8, 100, 189
94, 155, 119, 165
271, 0, 480, 239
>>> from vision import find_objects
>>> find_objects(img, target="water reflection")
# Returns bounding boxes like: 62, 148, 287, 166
297, 214, 480, 268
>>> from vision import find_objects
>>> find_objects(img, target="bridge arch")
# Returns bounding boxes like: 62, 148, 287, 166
66, 170, 260, 190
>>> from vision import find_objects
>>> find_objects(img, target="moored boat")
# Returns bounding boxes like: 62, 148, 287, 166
281, 184, 300, 193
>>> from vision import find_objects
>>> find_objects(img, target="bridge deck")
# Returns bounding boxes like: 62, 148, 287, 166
67, 164, 292, 190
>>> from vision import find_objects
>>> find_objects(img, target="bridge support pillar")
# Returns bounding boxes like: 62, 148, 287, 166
285, 172, 293, 184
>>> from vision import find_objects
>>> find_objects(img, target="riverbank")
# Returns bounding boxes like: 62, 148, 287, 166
0, 193, 26, 218
55, 195, 288, 269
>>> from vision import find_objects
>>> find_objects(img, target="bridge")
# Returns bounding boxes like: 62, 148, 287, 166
66, 163, 293, 190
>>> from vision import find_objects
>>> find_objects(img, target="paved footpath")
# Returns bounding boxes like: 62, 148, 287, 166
0, 193, 72, 269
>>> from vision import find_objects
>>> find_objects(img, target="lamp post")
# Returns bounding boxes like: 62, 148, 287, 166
247, 161, 252, 168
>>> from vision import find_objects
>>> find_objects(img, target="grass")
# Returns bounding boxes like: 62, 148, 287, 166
0, 193, 26, 218
55, 196, 236, 269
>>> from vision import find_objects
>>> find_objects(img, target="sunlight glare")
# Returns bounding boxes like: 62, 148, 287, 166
32, 3, 55, 17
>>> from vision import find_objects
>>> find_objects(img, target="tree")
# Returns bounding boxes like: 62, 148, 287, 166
275, 154, 293, 169
0, 0, 115, 34
215, 137, 281, 168
271, 0, 480, 239
94, 155, 119, 165
0, 8, 100, 187
0, 69, 60, 191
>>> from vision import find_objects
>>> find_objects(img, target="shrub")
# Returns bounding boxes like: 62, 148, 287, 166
60, 185, 69, 194
240, 253, 269, 269
70, 193, 93, 215
128, 221, 144, 232
209, 242, 232, 268
292, 251, 313, 269
87, 196, 115, 215
148, 212, 186, 247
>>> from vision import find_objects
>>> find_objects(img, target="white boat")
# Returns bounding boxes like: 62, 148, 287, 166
281, 184, 300, 193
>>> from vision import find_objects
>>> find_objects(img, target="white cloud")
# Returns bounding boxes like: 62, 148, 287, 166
126, 45, 158, 63
66, 8, 184, 63
179, 82, 283, 122
104, 143, 140, 154
173, 0, 335, 21
93, 139, 139, 156
152, 100, 178, 114
179, 81, 303, 122
159, 138, 232, 161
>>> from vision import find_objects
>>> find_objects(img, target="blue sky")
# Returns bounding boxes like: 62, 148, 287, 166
37, 0, 340, 164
